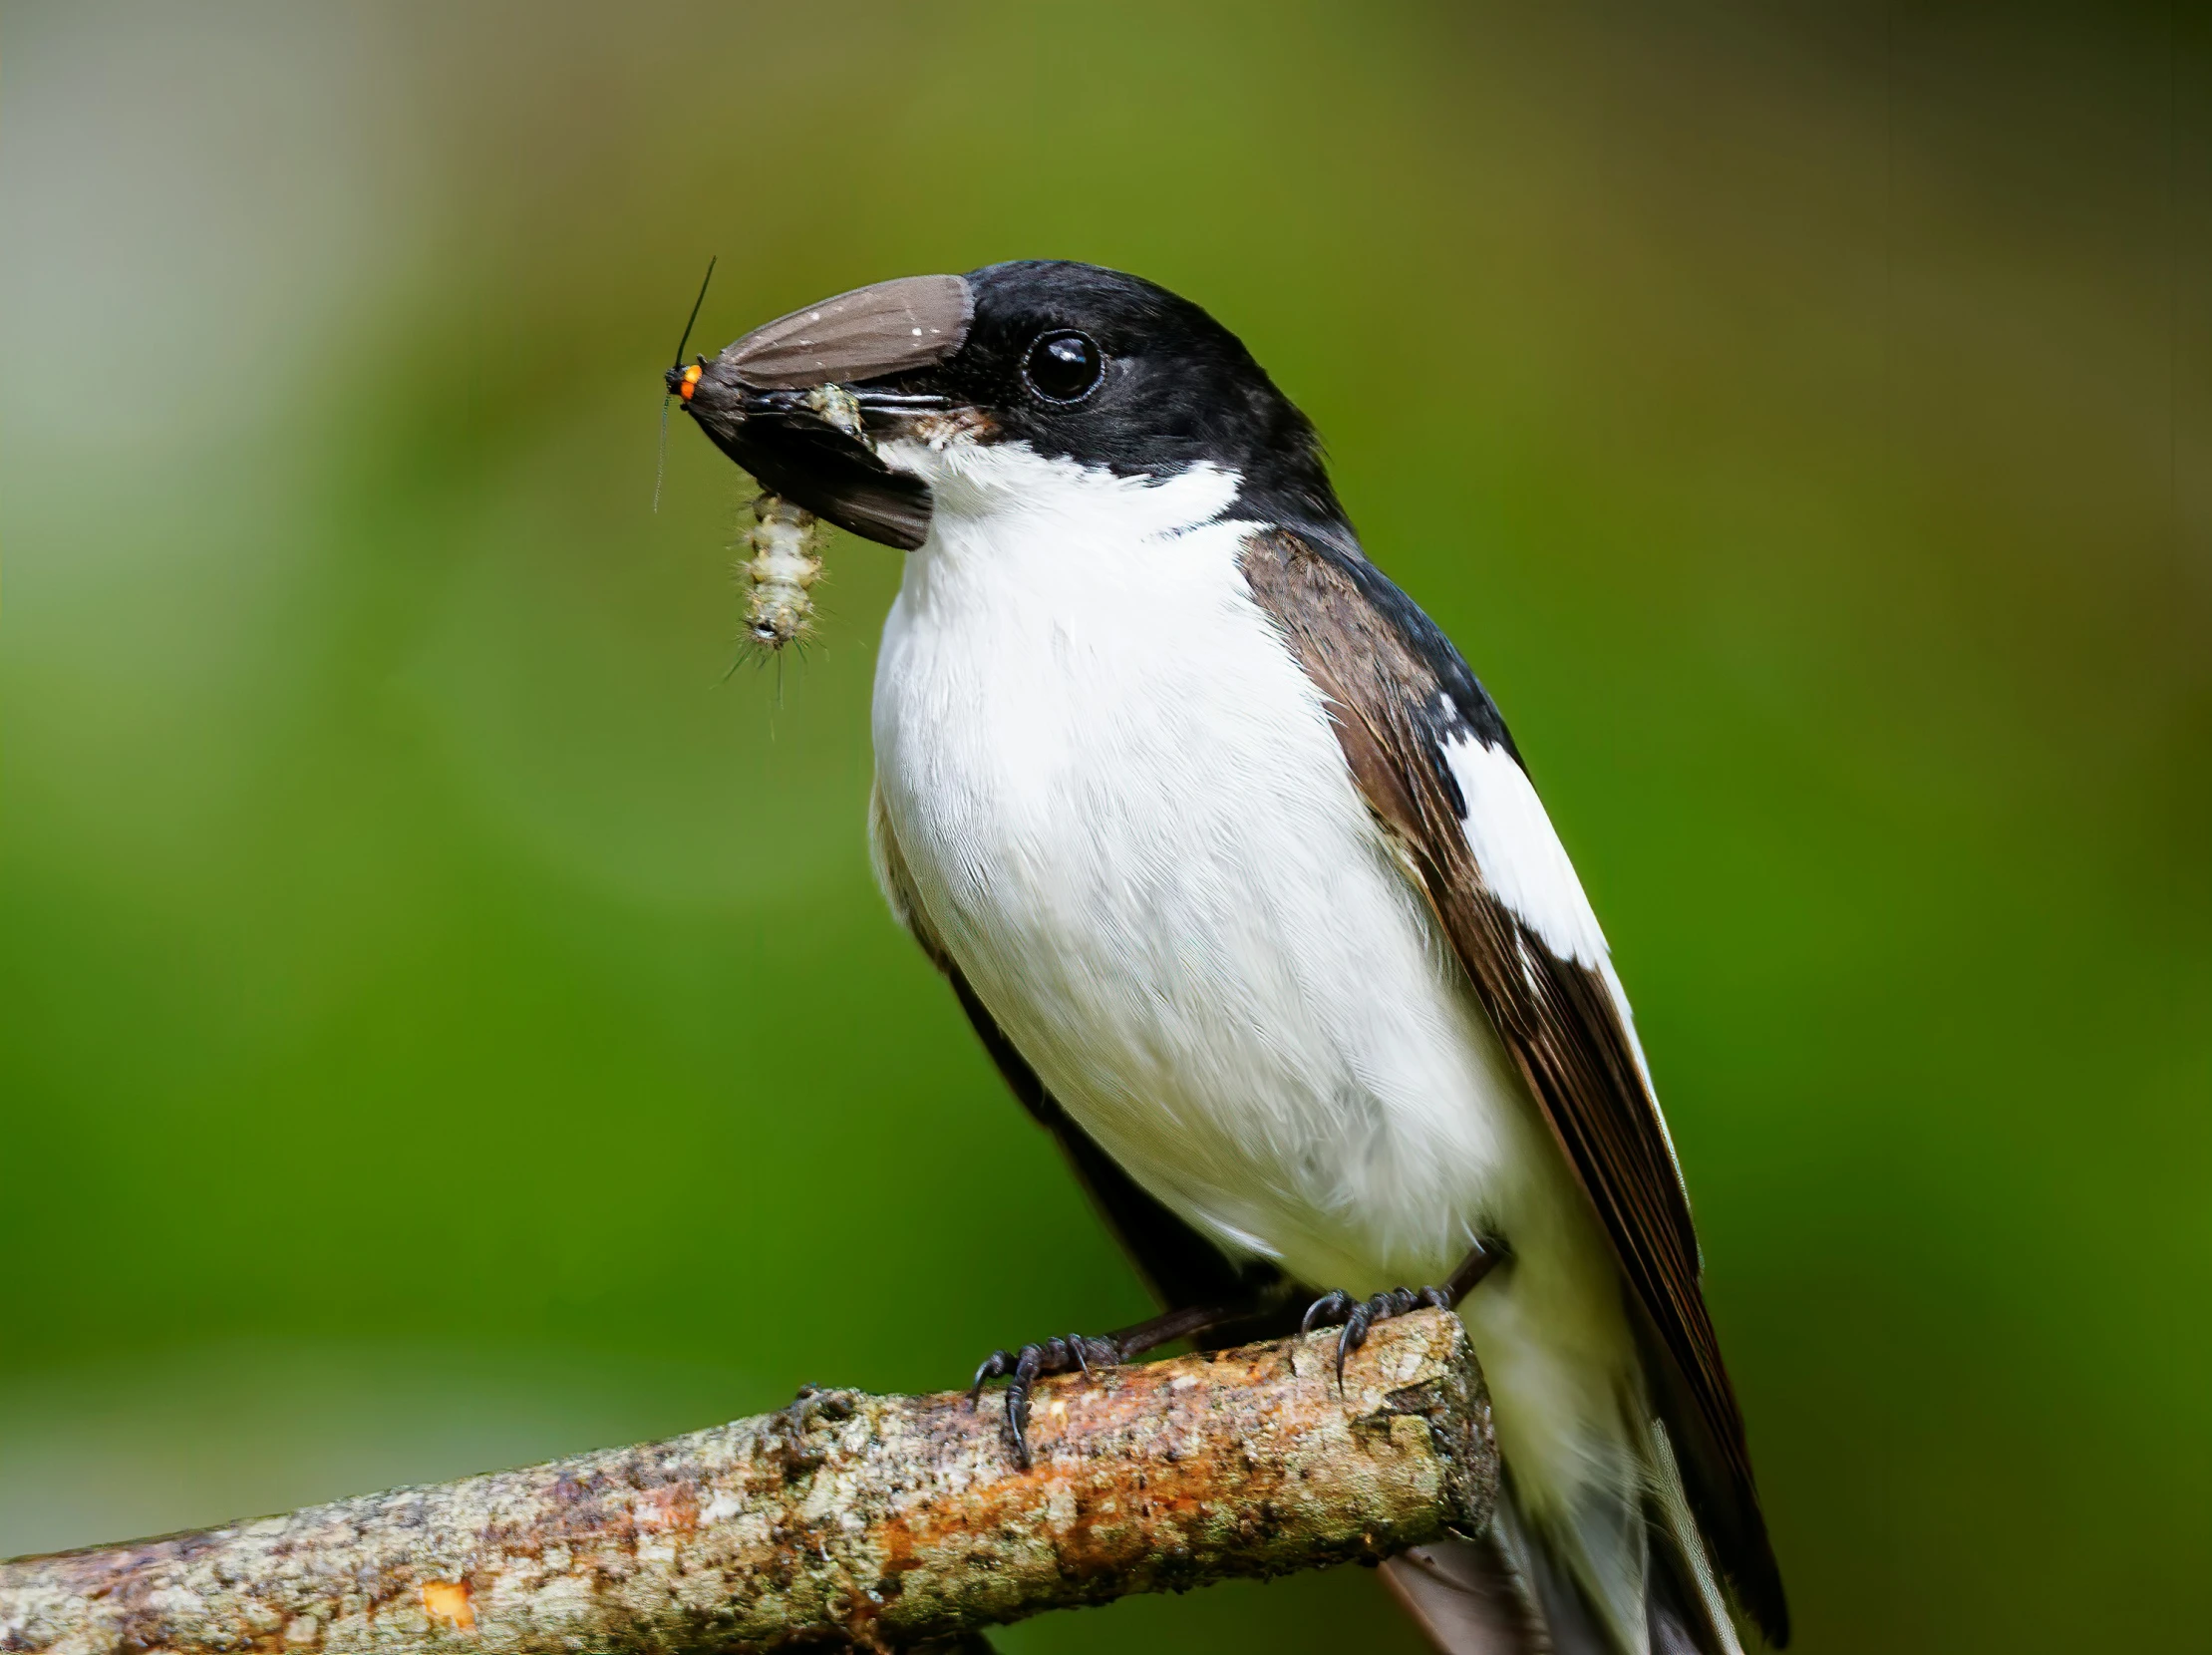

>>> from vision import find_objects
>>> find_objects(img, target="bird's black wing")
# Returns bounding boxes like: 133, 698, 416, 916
1240, 527, 1788, 1646
868, 789, 1299, 1341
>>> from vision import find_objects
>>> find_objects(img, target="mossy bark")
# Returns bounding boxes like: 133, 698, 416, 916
1, 1311, 1493, 1655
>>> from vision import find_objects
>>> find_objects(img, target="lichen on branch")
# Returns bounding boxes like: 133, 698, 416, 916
1, 1311, 1493, 1655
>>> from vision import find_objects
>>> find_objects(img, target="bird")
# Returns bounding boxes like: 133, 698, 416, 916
669, 259, 1788, 1655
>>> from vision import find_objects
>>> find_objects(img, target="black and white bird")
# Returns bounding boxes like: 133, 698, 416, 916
671, 261, 1788, 1655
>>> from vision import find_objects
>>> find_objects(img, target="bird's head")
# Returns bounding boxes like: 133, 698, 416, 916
673, 260, 1347, 550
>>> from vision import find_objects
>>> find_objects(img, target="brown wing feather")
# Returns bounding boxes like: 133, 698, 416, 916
1241, 529, 1787, 1645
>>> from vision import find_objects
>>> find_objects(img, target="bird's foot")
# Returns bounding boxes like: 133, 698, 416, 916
965, 1301, 1252, 1468
1298, 1239, 1511, 1387
1299, 1286, 1456, 1387
967, 1332, 1125, 1469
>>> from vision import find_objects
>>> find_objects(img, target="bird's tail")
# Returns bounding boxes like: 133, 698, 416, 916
1381, 1522, 1551, 1654
1382, 1426, 1744, 1655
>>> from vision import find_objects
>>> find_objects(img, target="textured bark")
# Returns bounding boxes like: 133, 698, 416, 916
1, 1311, 1493, 1655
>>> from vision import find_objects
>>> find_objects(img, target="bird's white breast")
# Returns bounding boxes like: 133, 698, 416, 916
868, 443, 1556, 1291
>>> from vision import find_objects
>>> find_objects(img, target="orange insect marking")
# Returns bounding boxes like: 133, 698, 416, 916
678, 363, 702, 402
421, 1581, 475, 1634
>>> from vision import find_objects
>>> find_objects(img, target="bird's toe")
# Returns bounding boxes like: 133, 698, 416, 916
966, 1332, 1124, 1468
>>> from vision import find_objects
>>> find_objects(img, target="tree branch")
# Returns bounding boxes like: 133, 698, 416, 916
1, 1312, 1492, 1655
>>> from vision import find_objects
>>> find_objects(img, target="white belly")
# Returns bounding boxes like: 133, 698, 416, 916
870, 460, 1569, 1293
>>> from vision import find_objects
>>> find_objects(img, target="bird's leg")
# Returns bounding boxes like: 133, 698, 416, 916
967, 1302, 1252, 1469
1300, 1236, 1510, 1387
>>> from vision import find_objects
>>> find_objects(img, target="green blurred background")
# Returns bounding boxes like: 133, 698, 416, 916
3, 3, 2207, 1649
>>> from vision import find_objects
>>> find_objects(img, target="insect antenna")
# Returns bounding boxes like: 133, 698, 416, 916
654, 254, 717, 512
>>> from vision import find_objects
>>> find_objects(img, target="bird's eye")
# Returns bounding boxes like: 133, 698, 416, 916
1022, 330, 1104, 403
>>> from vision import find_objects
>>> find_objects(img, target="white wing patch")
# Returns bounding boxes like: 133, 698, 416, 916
1442, 737, 1609, 967
1444, 735, 1696, 1221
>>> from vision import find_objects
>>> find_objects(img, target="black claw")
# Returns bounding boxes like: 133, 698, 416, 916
1301, 1289, 1355, 1336
968, 1349, 1015, 1404
1007, 1344, 1048, 1466
1335, 1303, 1375, 1384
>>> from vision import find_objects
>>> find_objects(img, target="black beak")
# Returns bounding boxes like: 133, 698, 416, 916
673, 274, 972, 550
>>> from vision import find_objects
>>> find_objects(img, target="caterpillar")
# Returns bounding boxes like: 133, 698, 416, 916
736, 386, 866, 653
739, 494, 826, 651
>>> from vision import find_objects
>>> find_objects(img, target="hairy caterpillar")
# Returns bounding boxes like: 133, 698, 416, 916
740, 494, 826, 650
736, 387, 867, 653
